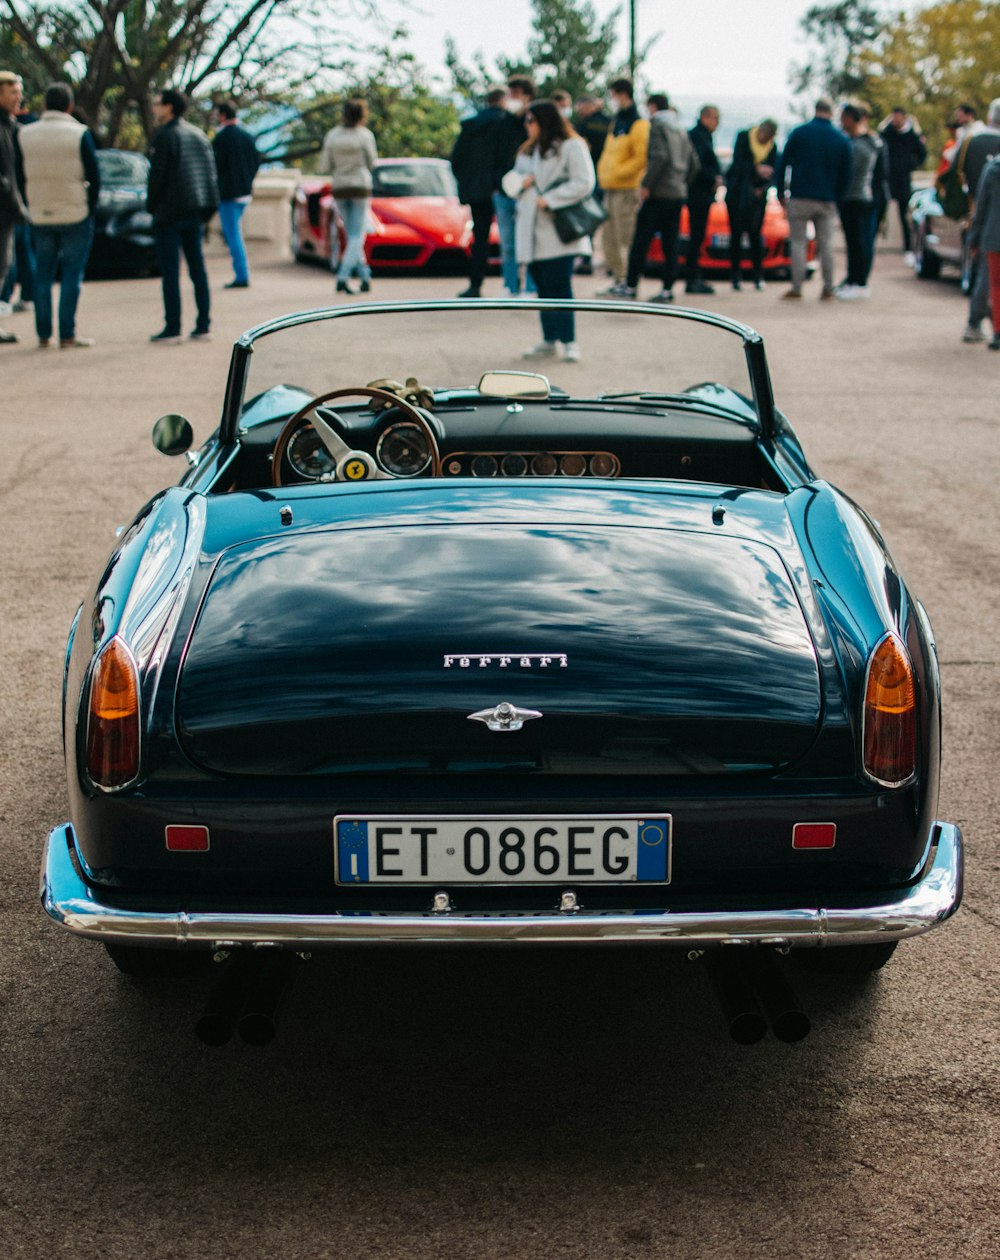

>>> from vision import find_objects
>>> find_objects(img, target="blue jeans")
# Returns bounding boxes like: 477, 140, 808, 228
33, 218, 94, 341
154, 214, 211, 335
492, 191, 536, 294
218, 199, 249, 283
0, 222, 36, 303
528, 254, 576, 343
335, 198, 371, 282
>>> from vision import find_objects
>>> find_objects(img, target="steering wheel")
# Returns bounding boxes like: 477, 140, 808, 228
271, 386, 442, 486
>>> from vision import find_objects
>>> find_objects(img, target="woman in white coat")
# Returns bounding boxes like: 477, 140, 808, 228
502, 99, 595, 361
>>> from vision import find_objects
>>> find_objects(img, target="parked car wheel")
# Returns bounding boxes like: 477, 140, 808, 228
105, 942, 210, 978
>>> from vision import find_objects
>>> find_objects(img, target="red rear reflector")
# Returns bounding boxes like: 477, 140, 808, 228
165, 825, 210, 852
792, 823, 836, 850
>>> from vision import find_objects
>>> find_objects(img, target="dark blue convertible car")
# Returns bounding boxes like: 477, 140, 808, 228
41, 300, 962, 1038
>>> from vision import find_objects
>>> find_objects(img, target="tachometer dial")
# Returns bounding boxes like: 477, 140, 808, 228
376, 422, 433, 477
287, 425, 336, 480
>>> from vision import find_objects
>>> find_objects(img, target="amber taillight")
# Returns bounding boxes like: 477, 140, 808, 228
86, 637, 140, 789
862, 633, 916, 787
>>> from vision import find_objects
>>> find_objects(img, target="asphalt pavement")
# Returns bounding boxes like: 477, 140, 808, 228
1, 240, 997, 1259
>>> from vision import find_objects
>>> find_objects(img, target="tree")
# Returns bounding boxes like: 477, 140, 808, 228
789, 2, 882, 100
0, 0, 367, 146
858, 2, 1000, 147
271, 30, 461, 167
446, 0, 623, 107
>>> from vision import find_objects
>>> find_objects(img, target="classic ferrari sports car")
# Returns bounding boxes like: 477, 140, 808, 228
645, 189, 816, 279
42, 300, 961, 1041
291, 157, 499, 272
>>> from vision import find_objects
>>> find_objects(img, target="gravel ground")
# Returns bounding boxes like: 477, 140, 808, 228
1, 240, 997, 1259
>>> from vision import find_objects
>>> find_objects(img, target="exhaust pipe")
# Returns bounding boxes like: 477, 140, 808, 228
195, 951, 262, 1046
195, 949, 299, 1046
705, 951, 768, 1044
751, 952, 811, 1043
237, 951, 297, 1046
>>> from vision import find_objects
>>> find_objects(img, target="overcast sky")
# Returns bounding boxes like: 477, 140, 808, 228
386, 0, 819, 100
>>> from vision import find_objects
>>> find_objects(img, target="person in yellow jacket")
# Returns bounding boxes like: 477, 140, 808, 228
596, 78, 649, 290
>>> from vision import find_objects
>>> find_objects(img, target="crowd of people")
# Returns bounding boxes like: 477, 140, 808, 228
0, 73, 259, 347
2, 65, 999, 356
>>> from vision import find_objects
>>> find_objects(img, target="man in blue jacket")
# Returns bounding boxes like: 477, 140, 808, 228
775, 98, 852, 300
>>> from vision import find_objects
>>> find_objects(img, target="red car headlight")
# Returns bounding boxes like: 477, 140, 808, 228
862, 632, 916, 787
86, 636, 140, 789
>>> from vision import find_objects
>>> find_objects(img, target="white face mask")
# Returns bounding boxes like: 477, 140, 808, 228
506, 99, 524, 114
559, 107, 572, 120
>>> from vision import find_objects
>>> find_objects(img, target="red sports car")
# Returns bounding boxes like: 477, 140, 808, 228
291, 157, 499, 273
647, 190, 815, 278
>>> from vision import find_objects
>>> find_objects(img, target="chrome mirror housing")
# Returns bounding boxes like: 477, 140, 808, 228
152, 414, 194, 457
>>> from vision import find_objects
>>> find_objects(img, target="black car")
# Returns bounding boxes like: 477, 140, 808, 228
41, 299, 962, 1042
87, 149, 157, 276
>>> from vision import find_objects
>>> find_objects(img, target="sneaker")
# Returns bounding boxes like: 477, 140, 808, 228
754, 278, 766, 291
150, 329, 181, 344
614, 285, 637, 300
903, 251, 916, 268
597, 282, 628, 296
189, 328, 213, 341
522, 341, 558, 359
560, 341, 581, 362
649, 289, 674, 304
12, 298, 31, 312
0, 328, 18, 343
60, 336, 94, 348
336, 279, 356, 295
37, 338, 51, 349
989, 334, 1000, 351
731, 279, 743, 291
574, 258, 593, 275
781, 289, 803, 301
685, 280, 715, 295
359, 278, 371, 293
819, 286, 837, 300
835, 284, 870, 301
501, 287, 520, 298
458, 285, 481, 298
0, 301, 12, 317
224, 279, 249, 289
962, 324, 986, 343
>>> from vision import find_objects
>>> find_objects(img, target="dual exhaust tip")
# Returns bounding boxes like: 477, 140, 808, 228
707, 950, 811, 1044
195, 950, 297, 1046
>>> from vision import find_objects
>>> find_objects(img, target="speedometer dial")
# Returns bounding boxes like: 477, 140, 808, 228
287, 425, 336, 480
376, 422, 433, 477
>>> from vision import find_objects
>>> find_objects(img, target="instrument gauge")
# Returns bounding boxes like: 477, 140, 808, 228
500, 453, 528, 477
287, 424, 336, 480
559, 453, 587, 477
471, 455, 498, 477
376, 422, 433, 477
531, 453, 558, 476
589, 452, 619, 478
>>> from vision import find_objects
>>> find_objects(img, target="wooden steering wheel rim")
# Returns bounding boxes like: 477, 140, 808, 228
271, 385, 442, 486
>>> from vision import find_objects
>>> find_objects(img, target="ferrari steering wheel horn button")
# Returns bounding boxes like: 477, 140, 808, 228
468, 702, 543, 732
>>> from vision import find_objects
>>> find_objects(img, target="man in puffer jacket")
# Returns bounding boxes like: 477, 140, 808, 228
596, 78, 649, 290
147, 88, 219, 343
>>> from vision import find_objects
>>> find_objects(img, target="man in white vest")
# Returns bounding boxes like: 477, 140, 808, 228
19, 82, 100, 348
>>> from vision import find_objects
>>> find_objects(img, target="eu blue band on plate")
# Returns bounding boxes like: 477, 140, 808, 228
338, 820, 370, 883
637, 819, 669, 881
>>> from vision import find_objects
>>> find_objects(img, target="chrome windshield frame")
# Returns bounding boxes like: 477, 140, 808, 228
219, 299, 777, 445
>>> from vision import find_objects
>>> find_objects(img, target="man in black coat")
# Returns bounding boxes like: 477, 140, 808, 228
878, 107, 926, 264
211, 99, 260, 288
685, 104, 721, 293
450, 87, 507, 297
147, 87, 219, 343
0, 69, 28, 344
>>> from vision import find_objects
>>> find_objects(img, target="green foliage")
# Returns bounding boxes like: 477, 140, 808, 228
859, 2, 1000, 153
274, 31, 460, 168
789, 2, 882, 99
446, 0, 623, 106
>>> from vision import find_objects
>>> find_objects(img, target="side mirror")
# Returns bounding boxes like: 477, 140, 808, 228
152, 413, 193, 457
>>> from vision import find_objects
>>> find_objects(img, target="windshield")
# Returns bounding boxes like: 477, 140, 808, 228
96, 150, 149, 186
372, 162, 457, 198
238, 302, 762, 427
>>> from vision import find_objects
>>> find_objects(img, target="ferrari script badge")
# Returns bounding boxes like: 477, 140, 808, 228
444, 653, 567, 669
468, 702, 543, 732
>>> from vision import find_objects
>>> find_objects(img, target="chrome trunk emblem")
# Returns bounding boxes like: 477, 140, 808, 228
468, 702, 543, 732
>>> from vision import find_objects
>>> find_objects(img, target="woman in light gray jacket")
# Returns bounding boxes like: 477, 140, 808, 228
319, 98, 377, 294
502, 99, 595, 361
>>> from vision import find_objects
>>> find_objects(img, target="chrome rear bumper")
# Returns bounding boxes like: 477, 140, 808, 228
41, 822, 963, 949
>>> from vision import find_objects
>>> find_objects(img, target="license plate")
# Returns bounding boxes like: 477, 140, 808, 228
711, 232, 731, 248
334, 815, 672, 885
